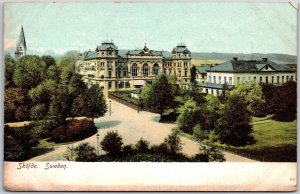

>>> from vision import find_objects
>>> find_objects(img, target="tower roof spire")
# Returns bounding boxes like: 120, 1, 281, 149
17, 26, 26, 50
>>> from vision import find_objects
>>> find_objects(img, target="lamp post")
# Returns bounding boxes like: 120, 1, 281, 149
109, 100, 111, 116
96, 133, 100, 156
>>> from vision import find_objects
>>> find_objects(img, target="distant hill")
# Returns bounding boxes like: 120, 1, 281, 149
191, 52, 297, 65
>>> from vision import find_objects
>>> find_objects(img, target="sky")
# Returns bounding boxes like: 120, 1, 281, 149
4, 2, 298, 56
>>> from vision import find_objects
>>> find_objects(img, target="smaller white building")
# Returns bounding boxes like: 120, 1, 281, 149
200, 57, 297, 96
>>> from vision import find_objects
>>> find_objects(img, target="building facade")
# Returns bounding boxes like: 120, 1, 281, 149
15, 26, 27, 59
199, 57, 296, 96
76, 41, 192, 94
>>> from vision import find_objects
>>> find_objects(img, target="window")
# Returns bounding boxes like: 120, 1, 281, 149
123, 71, 127, 77
108, 81, 112, 89
265, 66, 268, 70
224, 77, 227, 84
229, 77, 232, 85
277, 76, 280, 83
260, 76, 262, 83
213, 76, 216, 83
131, 64, 137, 77
117, 70, 121, 78
271, 76, 274, 84
164, 70, 166, 74
216, 90, 219, 96
266, 76, 268, 83
219, 76, 222, 84
208, 76, 211, 83
185, 70, 187, 77
142, 63, 149, 76
254, 77, 256, 82
237, 77, 240, 83
108, 61, 112, 68
178, 70, 181, 77
291, 76, 294, 81
286, 76, 289, 82
108, 70, 112, 78
282, 76, 284, 83
153, 64, 159, 76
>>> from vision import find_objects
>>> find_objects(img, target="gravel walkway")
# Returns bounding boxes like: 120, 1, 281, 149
28, 99, 257, 162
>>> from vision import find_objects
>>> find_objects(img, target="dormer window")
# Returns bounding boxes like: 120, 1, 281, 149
108, 51, 112, 55
101, 52, 104, 55
265, 66, 268, 70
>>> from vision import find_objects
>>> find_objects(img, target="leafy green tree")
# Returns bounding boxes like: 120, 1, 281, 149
193, 124, 209, 141
85, 84, 107, 121
59, 50, 80, 72
215, 93, 254, 146
13, 55, 47, 90
28, 79, 56, 105
176, 99, 198, 134
5, 55, 16, 88
231, 82, 266, 117
47, 65, 61, 82
101, 131, 123, 156
271, 81, 297, 121
142, 74, 175, 121
42, 55, 56, 68
47, 88, 71, 125
4, 87, 30, 122
30, 103, 48, 121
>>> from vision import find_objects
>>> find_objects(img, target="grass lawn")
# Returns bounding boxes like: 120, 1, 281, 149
210, 116, 297, 162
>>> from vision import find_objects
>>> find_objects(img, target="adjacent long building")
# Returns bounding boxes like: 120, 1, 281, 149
199, 57, 297, 96
76, 41, 192, 93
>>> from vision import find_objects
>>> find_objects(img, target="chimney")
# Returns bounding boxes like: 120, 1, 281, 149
262, 58, 268, 62
233, 57, 238, 60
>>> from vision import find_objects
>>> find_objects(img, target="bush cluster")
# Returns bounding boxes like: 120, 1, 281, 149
4, 125, 39, 161
65, 131, 225, 162
51, 119, 97, 142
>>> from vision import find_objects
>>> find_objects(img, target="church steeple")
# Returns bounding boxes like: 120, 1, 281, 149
15, 26, 27, 59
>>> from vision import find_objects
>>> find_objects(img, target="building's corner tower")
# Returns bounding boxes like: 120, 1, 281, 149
171, 42, 192, 88
15, 26, 27, 59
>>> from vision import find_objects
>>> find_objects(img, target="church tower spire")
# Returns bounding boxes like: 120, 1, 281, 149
15, 26, 27, 59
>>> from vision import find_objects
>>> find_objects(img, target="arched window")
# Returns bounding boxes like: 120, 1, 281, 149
131, 63, 137, 77
153, 63, 159, 76
143, 63, 149, 76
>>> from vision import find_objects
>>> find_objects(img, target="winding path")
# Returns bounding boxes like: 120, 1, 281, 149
28, 99, 257, 162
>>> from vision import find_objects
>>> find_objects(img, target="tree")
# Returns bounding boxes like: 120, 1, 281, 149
13, 55, 47, 90
101, 131, 123, 156
74, 143, 97, 162
231, 82, 266, 117
215, 93, 254, 146
4, 87, 30, 122
30, 103, 48, 121
141, 74, 175, 121
5, 55, 16, 88
42, 55, 56, 68
271, 81, 297, 121
85, 84, 107, 121
193, 124, 209, 141
176, 99, 198, 134
59, 50, 80, 72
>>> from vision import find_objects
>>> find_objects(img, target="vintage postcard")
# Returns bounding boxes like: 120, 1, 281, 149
3, 1, 297, 191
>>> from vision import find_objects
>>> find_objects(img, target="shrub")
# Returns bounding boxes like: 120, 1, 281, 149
101, 131, 123, 156
64, 143, 97, 162
74, 143, 97, 162
135, 138, 150, 153
51, 119, 97, 142
4, 125, 39, 161
150, 143, 169, 154
164, 133, 182, 155
122, 144, 135, 156
193, 124, 209, 141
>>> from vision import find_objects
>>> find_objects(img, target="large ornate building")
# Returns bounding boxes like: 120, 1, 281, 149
15, 26, 27, 59
76, 41, 192, 93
